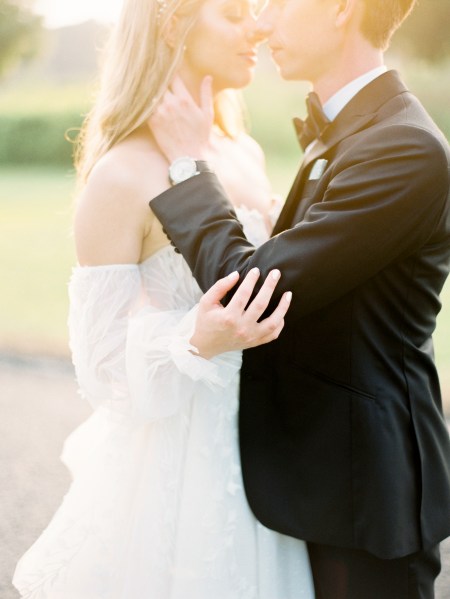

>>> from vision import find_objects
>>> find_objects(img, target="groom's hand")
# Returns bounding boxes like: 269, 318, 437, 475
190, 268, 292, 359
149, 76, 214, 162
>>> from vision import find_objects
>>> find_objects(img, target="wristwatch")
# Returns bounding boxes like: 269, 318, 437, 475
168, 157, 211, 185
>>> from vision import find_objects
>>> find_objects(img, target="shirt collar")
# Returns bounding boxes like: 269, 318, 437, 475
322, 65, 388, 122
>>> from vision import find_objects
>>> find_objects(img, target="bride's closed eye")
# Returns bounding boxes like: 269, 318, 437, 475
222, 0, 256, 22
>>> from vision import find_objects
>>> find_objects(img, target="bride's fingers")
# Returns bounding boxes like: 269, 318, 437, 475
259, 291, 292, 334
200, 271, 240, 307
251, 318, 286, 347
245, 292, 291, 347
226, 267, 261, 314
243, 269, 282, 321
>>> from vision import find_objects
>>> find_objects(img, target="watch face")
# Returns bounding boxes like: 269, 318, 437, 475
169, 157, 197, 184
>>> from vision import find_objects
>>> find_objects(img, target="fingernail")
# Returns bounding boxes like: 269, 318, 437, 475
271, 269, 281, 280
251, 267, 260, 276
285, 291, 292, 303
228, 271, 239, 279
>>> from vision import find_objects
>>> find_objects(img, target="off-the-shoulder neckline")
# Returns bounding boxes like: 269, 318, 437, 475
73, 244, 174, 271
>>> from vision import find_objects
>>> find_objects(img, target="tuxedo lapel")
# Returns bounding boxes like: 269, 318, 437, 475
272, 71, 409, 235
272, 162, 306, 235
302, 113, 376, 170
273, 112, 377, 235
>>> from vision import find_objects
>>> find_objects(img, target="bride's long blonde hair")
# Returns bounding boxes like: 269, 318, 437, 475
75, 0, 245, 185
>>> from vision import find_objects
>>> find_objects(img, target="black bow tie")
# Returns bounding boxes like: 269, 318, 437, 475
294, 92, 330, 151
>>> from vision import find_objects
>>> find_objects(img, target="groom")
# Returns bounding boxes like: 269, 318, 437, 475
149, 0, 450, 596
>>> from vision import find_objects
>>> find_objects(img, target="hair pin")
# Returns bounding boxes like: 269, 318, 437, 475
156, 0, 169, 20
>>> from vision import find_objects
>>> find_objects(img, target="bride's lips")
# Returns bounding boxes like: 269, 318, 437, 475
239, 51, 258, 65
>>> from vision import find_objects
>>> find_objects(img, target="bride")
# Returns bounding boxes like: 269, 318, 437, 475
13, 0, 315, 596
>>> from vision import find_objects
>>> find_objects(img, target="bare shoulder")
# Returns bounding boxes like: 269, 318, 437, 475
74, 132, 170, 265
78, 134, 169, 215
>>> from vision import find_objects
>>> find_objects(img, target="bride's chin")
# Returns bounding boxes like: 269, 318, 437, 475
215, 72, 254, 92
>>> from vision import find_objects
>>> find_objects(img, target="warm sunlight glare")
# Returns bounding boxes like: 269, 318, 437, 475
33, 0, 124, 28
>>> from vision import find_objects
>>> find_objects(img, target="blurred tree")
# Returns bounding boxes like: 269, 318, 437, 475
0, 0, 42, 78
392, 0, 450, 62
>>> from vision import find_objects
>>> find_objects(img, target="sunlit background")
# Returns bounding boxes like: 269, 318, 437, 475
1, 3, 450, 596
34, 0, 123, 27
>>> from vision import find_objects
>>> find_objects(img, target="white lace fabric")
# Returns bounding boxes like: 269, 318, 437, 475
13, 207, 314, 598
68, 257, 240, 421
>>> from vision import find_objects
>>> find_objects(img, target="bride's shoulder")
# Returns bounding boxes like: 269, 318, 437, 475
74, 132, 169, 266
84, 133, 168, 205
76, 133, 169, 235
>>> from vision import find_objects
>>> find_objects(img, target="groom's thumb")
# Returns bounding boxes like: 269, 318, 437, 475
200, 76, 214, 118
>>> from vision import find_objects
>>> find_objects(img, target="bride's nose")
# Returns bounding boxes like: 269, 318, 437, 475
251, 7, 275, 41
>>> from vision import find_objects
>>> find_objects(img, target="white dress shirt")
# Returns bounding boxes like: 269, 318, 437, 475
323, 65, 388, 122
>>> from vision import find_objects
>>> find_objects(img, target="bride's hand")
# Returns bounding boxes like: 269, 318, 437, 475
149, 76, 214, 161
190, 268, 292, 359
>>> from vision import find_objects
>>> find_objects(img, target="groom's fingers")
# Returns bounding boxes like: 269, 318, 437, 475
170, 75, 193, 103
169, 75, 212, 119
150, 88, 174, 121
200, 76, 214, 116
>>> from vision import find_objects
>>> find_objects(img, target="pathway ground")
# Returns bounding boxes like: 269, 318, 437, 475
1, 354, 449, 598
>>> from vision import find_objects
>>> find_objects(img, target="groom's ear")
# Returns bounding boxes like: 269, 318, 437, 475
163, 15, 181, 48
334, 0, 361, 28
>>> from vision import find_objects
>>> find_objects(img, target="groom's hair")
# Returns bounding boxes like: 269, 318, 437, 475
360, 0, 417, 50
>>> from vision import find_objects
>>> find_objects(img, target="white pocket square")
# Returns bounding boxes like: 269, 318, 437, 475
309, 158, 328, 180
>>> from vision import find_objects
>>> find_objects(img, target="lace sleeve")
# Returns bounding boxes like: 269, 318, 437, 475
68, 266, 241, 421
234, 205, 270, 247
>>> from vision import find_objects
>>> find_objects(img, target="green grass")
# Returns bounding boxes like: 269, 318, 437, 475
436, 280, 450, 400
0, 83, 92, 116
401, 58, 450, 139
0, 166, 77, 355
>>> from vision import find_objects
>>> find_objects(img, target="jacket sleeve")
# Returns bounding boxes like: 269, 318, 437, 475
151, 124, 450, 322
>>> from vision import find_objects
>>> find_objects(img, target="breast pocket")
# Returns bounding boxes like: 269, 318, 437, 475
292, 179, 325, 223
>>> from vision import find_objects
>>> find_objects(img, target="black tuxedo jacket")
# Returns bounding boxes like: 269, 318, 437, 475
151, 71, 450, 559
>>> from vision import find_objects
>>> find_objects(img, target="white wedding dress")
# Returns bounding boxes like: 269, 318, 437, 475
13, 208, 315, 599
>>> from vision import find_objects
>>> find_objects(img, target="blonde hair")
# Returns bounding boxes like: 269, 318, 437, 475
75, 0, 244, 185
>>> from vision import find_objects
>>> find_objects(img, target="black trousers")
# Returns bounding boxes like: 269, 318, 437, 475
307, 542, 441, 599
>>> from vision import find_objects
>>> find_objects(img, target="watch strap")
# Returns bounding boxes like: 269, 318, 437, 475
195, 160, 212, 174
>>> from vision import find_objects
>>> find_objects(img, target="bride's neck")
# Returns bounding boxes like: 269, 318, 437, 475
177, 67, 218, 109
